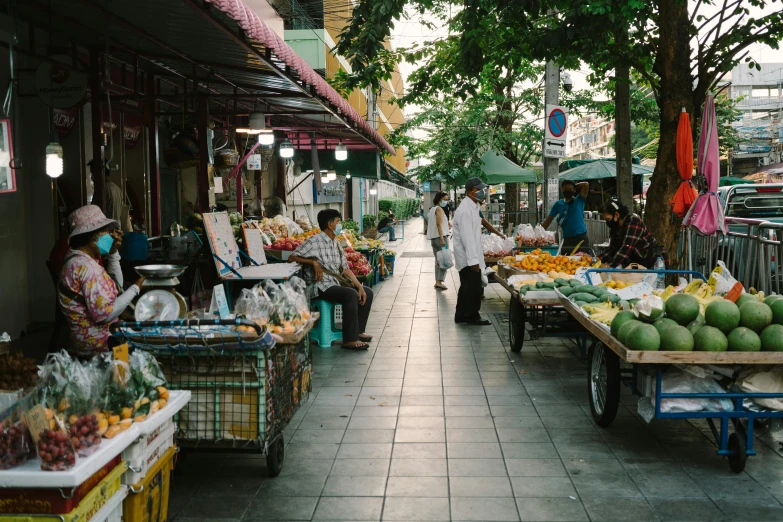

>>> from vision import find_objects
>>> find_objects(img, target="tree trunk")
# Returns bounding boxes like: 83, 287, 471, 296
645, 0, 693, 267
614, 26, 633, 208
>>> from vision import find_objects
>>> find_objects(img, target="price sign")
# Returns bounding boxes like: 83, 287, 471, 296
24, 404, 49, 444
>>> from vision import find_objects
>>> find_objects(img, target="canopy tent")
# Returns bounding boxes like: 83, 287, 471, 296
478, 150, 538, 184
719, 176, 755, 186
559, 160, 654, 181
559, 157, 641, 173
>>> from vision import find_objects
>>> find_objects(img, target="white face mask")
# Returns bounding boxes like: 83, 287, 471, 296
440, 201, 448, 207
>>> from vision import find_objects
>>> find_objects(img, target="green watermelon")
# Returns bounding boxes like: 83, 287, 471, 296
770, 299, 783, 325
665, 294, 700, 326
739, 301, 773, 333
626, 324, 661, 351
736, 293, 760, 308
659, 325, 694, 351
727, 327, 761, 352
763, 295, 783, 307
611, 311, 637, 338
618, 320, 643, 345
693, 326, 728, 352
760, 324, 783, 352
653, 317, 678, 336
687, 316, 706, 336
704, 300, 741, 334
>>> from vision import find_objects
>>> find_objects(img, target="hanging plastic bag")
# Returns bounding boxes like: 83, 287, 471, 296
129, 351, 168, 422
0, 390, 31, 470
436, 246, 454, 270
94, 354, 137, 438
22, 386, 77, 471
516, 224, 536, 246
190, 267, 212, 311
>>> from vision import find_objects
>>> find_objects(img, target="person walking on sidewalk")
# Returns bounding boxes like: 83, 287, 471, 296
452, 178, 490, 325
427, 191, 451, 290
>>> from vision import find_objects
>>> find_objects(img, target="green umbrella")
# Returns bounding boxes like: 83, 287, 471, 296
718, 176, 755, 186
478, 150, 538, 184
559, 159, 654, 181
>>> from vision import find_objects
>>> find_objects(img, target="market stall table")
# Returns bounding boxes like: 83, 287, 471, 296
495, 275, 589, 353
557, 282, 783, 473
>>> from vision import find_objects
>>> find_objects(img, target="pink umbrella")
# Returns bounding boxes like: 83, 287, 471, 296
683, 93, 727, 235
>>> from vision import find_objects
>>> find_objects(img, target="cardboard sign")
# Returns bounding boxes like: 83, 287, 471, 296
213, 176, 223, 193
247, 154, 262, 170
209, 284, 231, 319
113, 343, 129, 382
24, 404, 49, 444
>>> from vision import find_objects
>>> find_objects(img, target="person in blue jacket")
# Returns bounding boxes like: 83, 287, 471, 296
542, 179, 590, 254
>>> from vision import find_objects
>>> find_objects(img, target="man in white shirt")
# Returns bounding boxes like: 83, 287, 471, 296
452, 177, 490, 325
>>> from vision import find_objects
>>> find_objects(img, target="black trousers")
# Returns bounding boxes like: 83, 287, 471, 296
319, 285, 374, 342
455, 267, 483, 323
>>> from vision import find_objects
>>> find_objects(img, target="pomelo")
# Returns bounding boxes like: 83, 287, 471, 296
735, 293, 760, 308
653, 317, 679, 336
704, 300, 740, 334
659, 325, 694, 351
687, 317, 706, 336
693, 326, 728, 352
760, 324, 783, 352
634, 296, 665, 323
770, 299, 783, 325
763, 294, 782, 307
739, 301, 773, 333
611, 311, 637, 338
665, 294, 700, 326
626, 323, 661, 351
727, 327, 761, 352
618, 319, 643, 345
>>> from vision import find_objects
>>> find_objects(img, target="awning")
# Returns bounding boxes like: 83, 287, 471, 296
559, 160, 654, 181
478, 150, 538, 184
559, 157, 641, 173
719, 176, 755, 186
16, 0, 394, 154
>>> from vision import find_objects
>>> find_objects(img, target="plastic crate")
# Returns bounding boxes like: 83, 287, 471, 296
122, 422, 176, 485
87, 487, 126, 522
121, 417, 175, 469
0, 461, 125, 522
123, 446, 175, 522
0, 456, 122, 515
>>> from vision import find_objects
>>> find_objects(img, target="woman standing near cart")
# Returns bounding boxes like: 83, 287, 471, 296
600, 200, 665, 268
427, 191, 451, 290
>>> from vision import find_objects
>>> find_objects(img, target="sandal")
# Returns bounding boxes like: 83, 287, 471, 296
359, 334, 373, 342
342, 341, 370, 350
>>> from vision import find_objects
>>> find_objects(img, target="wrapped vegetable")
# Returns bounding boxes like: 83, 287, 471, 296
22, 389, 76, 471
94, 354, 136, 438
0, 391, 31, 470
61, 361, 103, 457
129, 351, 168, 421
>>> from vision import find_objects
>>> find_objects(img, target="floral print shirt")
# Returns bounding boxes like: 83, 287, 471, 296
57, 249, 118, 354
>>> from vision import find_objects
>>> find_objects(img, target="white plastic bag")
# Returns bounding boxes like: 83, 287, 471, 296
516, 224, 536, 246
709, 261, 741, 296
436, 247, 454, 270
637, 370, 733, 423
736, 366, 783, 411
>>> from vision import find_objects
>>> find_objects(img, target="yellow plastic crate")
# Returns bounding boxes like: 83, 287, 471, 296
123, 446, 176, 522
0, 462, 126, 522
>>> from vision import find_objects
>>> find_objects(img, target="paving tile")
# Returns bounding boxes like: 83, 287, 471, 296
398, 405, 445, 417
446, 428, 498, 443
515, 498, 589, 521
450, 497, 520, 521
450, 476, 513, 497
382, 497, 450, 521
712, 497, 783, 521
393, 442, 447, 459
179, 494, 254, 519
389, 458, 448, 477
385, 477, 449, 497
396, 416, 445, 429
336, 443, 393, 459
581, 497, 658, 521
329, 458, 390, 477
245, 496, 319, 520
313, 497, 383, 520
505, 459, 567, 477
342, 430, 395, 443
510, 476, 577, 497
348, 417, 398, 430
570, 474, 643, 498
395, 428, 446, 443
647, 497, 728, 521
448, 458, 508, 477
321, 476, 387, 497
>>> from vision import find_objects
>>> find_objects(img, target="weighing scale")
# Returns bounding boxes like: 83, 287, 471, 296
133, 264, 189, 321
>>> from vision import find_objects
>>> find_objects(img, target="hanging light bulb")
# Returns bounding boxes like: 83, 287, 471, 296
237, 111, 267, 134
320, 170, 329, 184
327, 169, 337, 181
279, 139, 294, 158
258, 131, 275, 146
335, 140, 347, 161
45, 141, 64, 178
346, 171, 352, 179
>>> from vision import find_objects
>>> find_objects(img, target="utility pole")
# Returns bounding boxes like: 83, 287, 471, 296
615, 26, 633, 207
542, 60, 560, 227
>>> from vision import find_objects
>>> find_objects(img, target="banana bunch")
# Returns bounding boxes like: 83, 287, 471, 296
582, 301, 621, 326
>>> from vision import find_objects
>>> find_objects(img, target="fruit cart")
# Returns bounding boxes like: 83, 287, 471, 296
557, 269, 783, 472
495, 275, 590, 353
111, 318, 313, 477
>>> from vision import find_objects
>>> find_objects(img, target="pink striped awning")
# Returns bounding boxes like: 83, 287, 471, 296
205, 0, 395, 155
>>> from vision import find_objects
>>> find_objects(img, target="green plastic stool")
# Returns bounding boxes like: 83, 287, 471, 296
310, 299, 343, 348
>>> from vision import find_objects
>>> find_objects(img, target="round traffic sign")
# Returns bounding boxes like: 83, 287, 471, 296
548, 108, 566, 138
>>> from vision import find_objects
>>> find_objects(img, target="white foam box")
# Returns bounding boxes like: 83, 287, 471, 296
87, 486, 127, 522
122, 421, 176, 485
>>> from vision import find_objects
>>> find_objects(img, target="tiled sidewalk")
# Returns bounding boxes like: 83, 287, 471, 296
170, 220, 783, 521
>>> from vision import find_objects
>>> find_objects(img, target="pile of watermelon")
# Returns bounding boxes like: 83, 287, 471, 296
611, 293, 783, 352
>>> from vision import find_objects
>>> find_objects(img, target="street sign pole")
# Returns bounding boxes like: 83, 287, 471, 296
543, 61, 560, 228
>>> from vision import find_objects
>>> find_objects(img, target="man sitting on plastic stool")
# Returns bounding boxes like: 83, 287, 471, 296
289, 209, 374, 350
377, 213, 397, 242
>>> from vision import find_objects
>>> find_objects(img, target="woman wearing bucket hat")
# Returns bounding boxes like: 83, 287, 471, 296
57, 205, 145, 355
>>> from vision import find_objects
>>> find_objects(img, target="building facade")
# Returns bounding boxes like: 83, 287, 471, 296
567, 115, 616, 160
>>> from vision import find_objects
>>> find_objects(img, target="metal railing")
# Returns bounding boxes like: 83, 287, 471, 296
678, 217, 782, 295
584, 212, 610, 246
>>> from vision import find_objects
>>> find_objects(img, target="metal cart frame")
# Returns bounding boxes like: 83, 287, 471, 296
560, 269, 783, 472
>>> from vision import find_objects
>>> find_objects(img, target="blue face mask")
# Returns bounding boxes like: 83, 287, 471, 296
334, 224, 343, 235
475, 189, 487, 202
96, 233, 114, 255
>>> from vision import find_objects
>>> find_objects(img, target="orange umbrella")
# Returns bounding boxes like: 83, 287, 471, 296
671, 108, 698, 217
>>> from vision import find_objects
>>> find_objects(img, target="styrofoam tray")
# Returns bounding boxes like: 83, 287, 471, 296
0, 391, 190, 488
123, 423, 176, 485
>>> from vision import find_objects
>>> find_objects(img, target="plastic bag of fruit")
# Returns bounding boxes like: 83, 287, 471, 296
129, 351, 169, 422
21, 389, 77, 471
93, 354, 136, 439
61, 361, 105, 457
534, 224, 556, 246
235, 286, 273, 327
516, 224, 536, 246
0, 390, 31, 470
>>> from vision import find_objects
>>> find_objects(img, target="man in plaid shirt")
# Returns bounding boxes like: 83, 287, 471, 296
289, 209, 374, 350
600, 200, 664, 268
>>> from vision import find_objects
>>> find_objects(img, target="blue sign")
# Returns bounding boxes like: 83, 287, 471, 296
422, 182, 431, 192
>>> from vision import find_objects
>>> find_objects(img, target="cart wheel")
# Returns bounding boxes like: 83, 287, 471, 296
587, 342, 620, 427
266, 437, 285, 477
727, 432, 747, 473
509, 299, 526, 353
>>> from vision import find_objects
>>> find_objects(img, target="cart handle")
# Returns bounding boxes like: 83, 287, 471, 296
584, 268, 707, 281
109, 318, 264, 334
